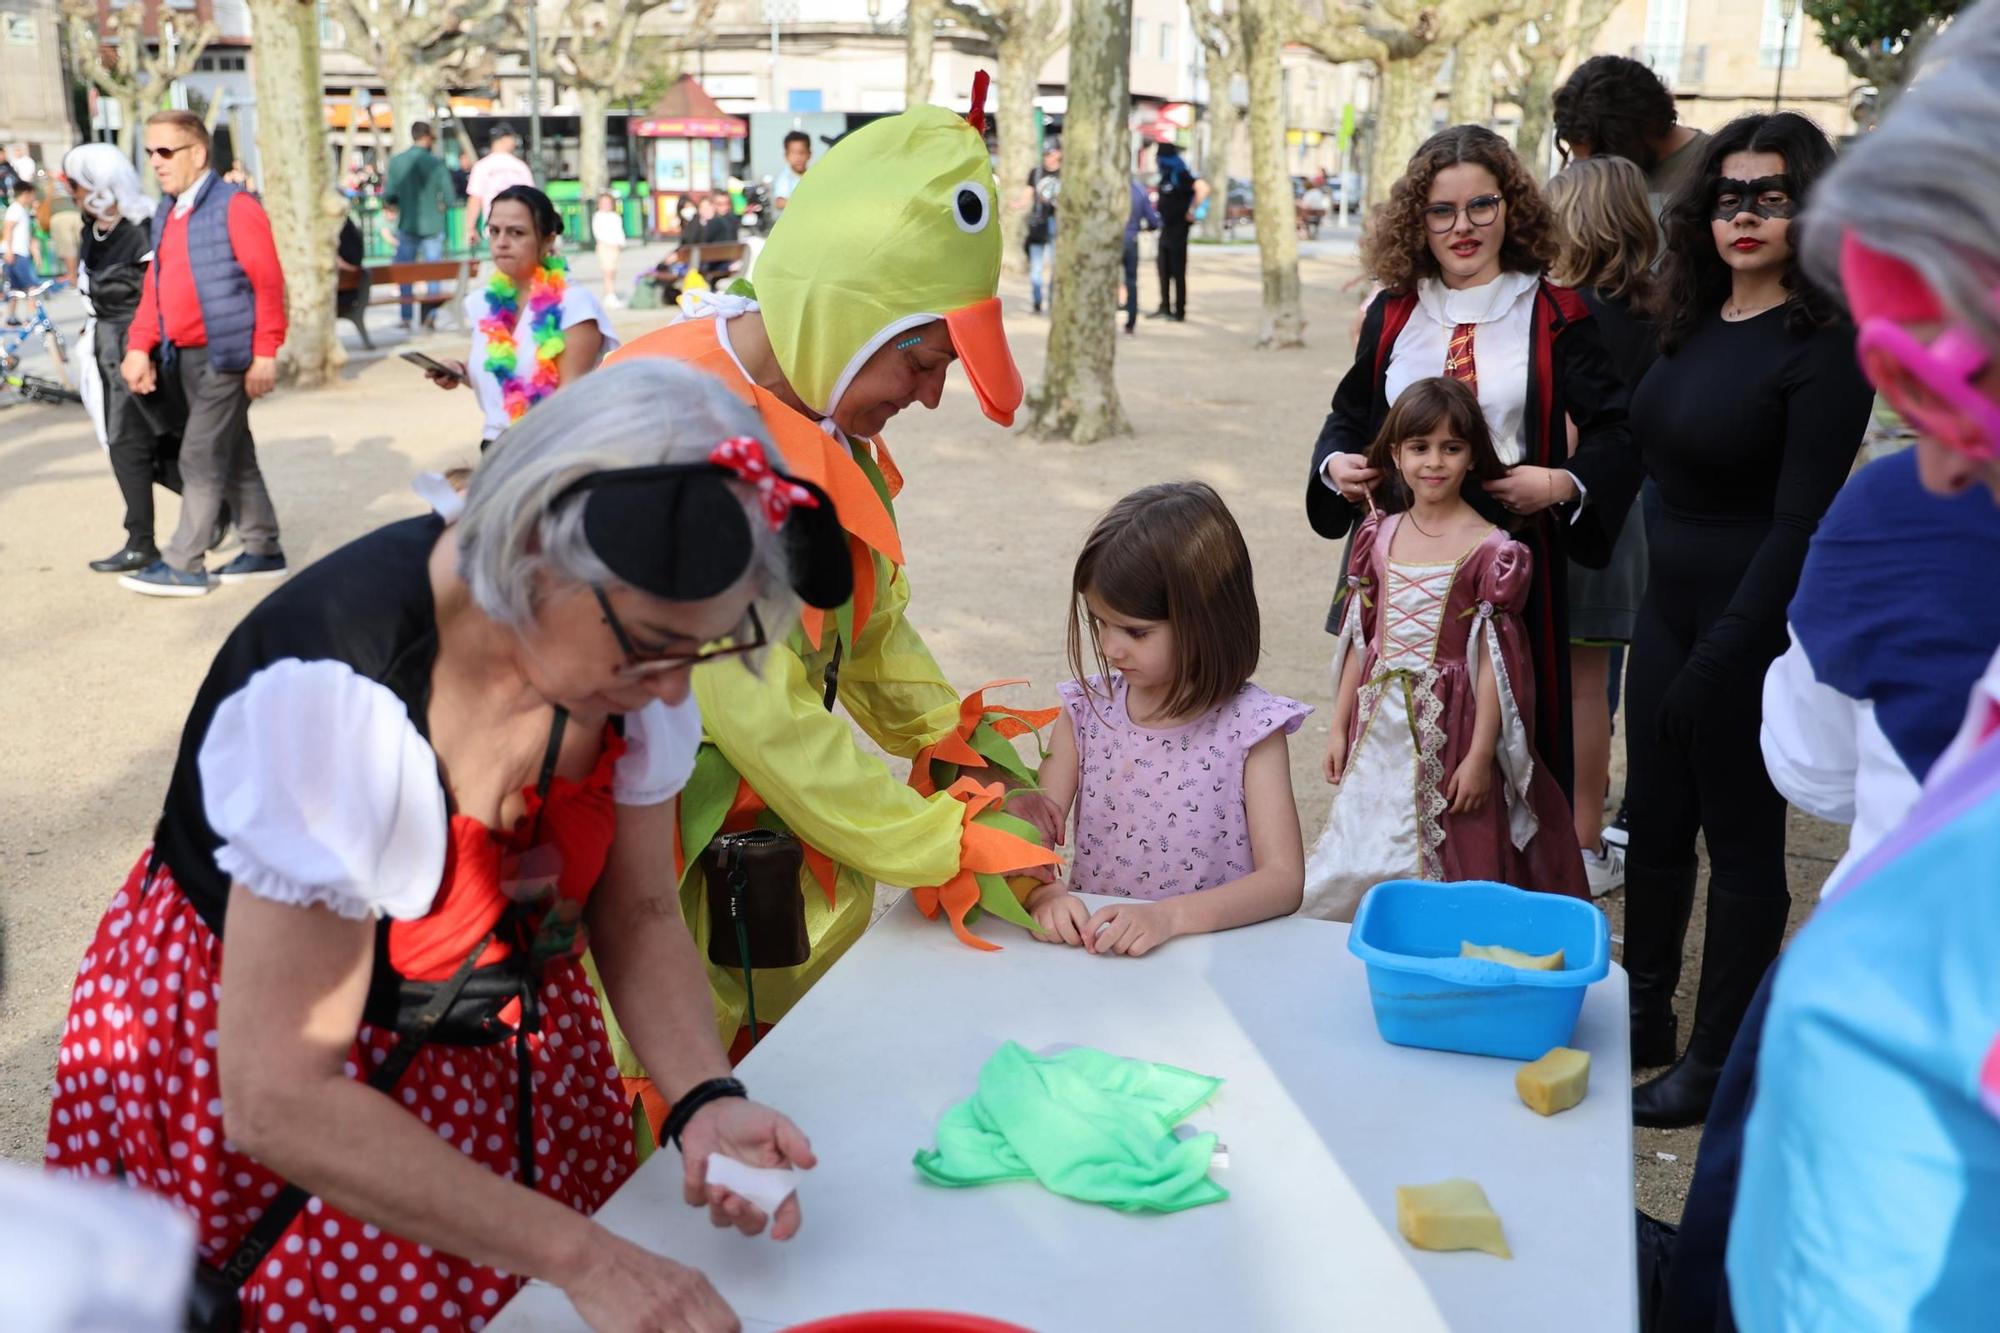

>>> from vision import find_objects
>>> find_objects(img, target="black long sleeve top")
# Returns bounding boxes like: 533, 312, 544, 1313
1630, 307, 1876, 685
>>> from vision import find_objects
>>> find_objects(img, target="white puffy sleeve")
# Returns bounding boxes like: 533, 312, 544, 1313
613, 696, 703, 806
199, 658, 447, 921
1760, 629, 1860, 825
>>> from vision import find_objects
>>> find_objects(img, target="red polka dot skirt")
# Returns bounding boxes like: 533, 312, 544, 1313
46, 853, 636, 1331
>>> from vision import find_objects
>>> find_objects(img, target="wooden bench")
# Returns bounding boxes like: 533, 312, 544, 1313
644, 241, 750, 306
337, 258, 482, 349
672, 240, 749, 272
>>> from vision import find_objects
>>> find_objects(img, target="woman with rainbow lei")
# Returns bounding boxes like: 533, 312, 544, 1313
428, 184, 619, 449
604, 77, 1062, 1135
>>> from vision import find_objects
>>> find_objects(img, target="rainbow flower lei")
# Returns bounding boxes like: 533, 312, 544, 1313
481, 253, 568, 422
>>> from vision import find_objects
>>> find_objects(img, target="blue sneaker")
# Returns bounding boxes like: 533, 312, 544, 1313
216, 550, 288, 584
118, 561, 213, 598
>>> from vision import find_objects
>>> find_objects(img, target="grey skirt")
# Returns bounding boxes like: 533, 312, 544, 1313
1567, 502, 1647, 644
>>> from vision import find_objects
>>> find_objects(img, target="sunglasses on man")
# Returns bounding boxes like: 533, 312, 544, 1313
143, 144, 196, 160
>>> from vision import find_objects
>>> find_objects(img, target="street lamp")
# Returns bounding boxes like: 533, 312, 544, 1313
1773, 0, 1799, 111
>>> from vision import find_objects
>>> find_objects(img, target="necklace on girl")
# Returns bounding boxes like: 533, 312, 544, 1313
481, 253, 568, 421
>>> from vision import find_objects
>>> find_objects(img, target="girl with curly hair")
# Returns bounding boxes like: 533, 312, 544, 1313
1306, 124, 1641, 810
1620, 111, 1875, 1130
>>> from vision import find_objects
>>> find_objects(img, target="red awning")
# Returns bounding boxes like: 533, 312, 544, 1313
633, 75, 747, 139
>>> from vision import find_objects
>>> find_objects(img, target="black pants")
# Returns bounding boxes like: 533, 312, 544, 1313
1122, 236, 1139, 330
1156, 222, 1189, 317
1623, 512, 1790, 892
96, 319, 183, 550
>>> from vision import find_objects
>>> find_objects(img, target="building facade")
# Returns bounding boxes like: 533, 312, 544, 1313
1598, 0, 1858, 138
1, 0, 75, 167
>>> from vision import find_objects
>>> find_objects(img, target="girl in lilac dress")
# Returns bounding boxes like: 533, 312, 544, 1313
1303, 377, 1587, 921
1025, 482, 1311, 956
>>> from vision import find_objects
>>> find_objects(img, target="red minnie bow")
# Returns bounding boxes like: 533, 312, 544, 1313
710, 435, 821, 530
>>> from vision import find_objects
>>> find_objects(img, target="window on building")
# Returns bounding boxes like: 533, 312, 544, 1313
5, 13, 39, 45
1641, 0, 1687, 81
1760, 0, 1804, 69
1160, 25, 1172, 61
1135, 17, 1146, 55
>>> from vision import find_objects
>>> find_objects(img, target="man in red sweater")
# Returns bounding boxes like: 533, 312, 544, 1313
119, 110, 287, 597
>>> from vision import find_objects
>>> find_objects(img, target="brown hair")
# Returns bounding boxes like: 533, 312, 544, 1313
145, 109, 211, 153
1364, 378, 1513, 515
1361, 124, 1559, 295
1068, 482, 1260, 723
1545, 155, 1658, 305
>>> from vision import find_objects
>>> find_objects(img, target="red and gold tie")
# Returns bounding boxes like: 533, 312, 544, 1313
1444, 322, 1478, 392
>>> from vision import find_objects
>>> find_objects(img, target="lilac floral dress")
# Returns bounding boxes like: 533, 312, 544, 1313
1301, 513, 1587, 921
1058, 675, 1311, 899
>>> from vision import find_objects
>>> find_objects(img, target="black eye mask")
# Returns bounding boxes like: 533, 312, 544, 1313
1711, 175, 1798, 222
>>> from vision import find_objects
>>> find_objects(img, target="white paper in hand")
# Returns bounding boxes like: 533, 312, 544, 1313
704, 1153, 798, 1216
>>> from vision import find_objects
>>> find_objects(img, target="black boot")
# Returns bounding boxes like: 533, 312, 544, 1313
1622, 862, 1696, 1069
1633, 884, 1789, 1128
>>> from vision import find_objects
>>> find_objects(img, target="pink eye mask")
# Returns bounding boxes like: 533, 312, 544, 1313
1842, 231, 2000, 460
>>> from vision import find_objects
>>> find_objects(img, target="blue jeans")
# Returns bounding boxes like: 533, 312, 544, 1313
395, 231, 444, 323
1027, 241, 1053, 309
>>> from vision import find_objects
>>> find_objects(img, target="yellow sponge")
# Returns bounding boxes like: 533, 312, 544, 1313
1516, 1046, 1591, 1117
1396, 1178, 1512, 1258
1460, 940, 1565, 971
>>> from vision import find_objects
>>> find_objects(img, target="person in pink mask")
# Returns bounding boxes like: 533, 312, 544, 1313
1717, 8, 2000, 1332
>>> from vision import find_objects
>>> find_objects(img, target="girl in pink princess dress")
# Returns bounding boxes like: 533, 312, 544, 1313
1302, 377, 1588, 921
1024, 482, 1311, 956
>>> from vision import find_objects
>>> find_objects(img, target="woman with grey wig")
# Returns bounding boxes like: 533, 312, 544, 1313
43, 360, 849, 1332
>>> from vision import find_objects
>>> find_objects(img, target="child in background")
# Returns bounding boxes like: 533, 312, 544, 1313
1027, 482, 1310, 956
1302, 377, 1587, 921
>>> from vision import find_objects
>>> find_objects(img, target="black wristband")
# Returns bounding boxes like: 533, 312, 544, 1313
664, 1076, 747, 1150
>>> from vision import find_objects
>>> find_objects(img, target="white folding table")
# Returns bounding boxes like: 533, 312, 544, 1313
494, 894, 1636, 1332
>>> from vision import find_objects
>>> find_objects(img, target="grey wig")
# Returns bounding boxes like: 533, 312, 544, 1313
455, 358, 801, 647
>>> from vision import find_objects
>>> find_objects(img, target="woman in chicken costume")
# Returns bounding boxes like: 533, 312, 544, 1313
605, 81, 1059, 1128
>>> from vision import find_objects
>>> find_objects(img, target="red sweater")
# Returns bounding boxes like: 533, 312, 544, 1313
129, 190, 287, 357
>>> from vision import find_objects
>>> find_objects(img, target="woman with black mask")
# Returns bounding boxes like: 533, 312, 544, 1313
1622, 112, 1874, 1127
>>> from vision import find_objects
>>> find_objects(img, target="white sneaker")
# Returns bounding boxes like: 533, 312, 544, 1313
1583, 842, 1625, 898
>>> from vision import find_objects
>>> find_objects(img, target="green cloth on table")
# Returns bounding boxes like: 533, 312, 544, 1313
913, 1041, 1228, 1213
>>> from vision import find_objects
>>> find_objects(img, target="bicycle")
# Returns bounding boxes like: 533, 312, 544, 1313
2, 279, 81, 405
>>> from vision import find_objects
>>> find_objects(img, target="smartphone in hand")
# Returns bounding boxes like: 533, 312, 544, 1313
400, 350, 463, 384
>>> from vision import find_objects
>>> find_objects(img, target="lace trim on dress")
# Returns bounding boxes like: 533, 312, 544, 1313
1408, 667, 1449, 878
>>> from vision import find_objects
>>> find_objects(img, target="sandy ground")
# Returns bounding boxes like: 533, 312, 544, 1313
0, 241, 1839, 1223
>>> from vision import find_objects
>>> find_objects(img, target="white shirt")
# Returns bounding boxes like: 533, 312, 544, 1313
1386, 271, 1539, 464
591, 210, 627, 247
171, 171, 214, 219
1761, 630, 1925, 895
466, 151, 535, 213
463, 281, 620, 441
2, 201, 31, 260
201, 658, 701, 921
773, 166, 805, 201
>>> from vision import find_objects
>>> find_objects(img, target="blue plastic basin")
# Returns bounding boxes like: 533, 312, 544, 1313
1346, 879, 1610, 1060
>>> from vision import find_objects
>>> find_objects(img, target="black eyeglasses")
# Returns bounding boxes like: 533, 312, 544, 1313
1422, 194, 1504, 234
592, 586, 766, 679
143, 144, 194, 161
